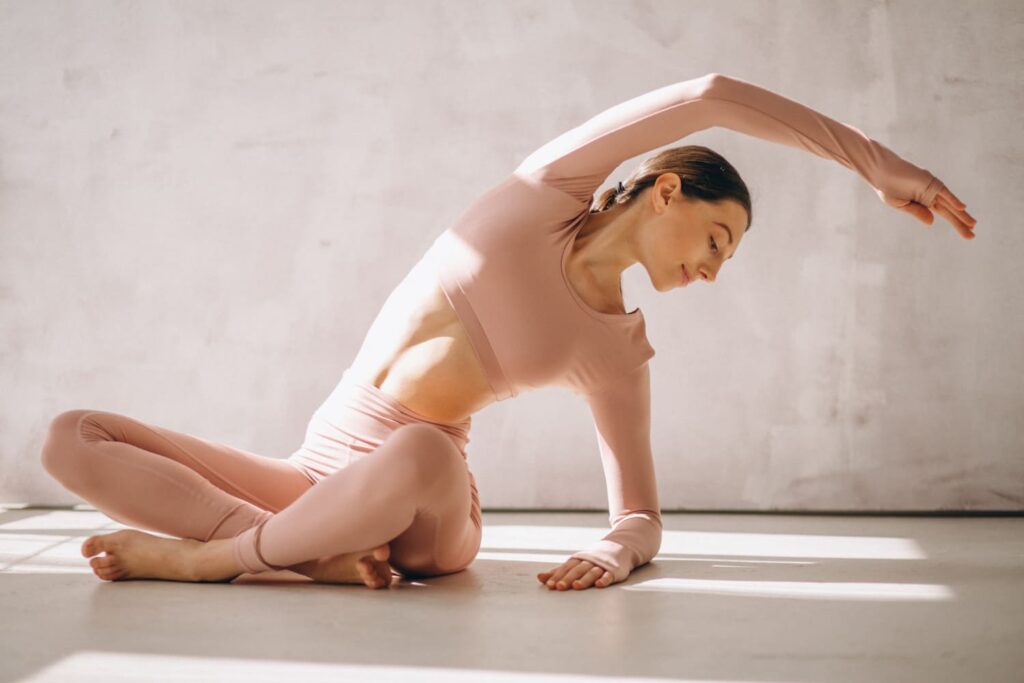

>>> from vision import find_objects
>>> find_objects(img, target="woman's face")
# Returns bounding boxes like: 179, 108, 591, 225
641, 175, 747, 292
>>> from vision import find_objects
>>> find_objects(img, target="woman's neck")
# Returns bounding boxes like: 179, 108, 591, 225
570, 203, 643, 311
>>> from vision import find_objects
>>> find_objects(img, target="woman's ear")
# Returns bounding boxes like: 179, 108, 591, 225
651, 174, 679, 214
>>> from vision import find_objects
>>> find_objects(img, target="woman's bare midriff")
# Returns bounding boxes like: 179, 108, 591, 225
343, 254, 498, 424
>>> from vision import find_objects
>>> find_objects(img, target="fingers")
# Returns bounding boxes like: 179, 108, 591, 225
897, 188, 977, 240
555, 562, 595, 590
538, 559, 579, 588
564, 566, 613, 590
571, 565, 606, 589
933, 201, 976, 240
537, 560, 614, 590
939, 187, 966, 210
936, 194, 976, 224
933, 190, 977, 240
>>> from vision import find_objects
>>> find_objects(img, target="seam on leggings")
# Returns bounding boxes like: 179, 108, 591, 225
81, 444, 246, 534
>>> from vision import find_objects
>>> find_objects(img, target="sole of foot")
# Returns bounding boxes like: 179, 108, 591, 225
81, 529, 209, 582
291, 544, 394, 588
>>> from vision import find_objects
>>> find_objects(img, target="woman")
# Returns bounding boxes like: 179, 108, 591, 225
40, 72, 976, 591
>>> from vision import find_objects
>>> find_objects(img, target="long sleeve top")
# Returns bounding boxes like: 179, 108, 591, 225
421, 72, 943, 583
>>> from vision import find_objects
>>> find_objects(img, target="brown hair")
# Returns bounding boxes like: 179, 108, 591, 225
590, 145, 753, 232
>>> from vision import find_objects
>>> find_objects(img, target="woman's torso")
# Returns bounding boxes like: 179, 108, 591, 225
344, 249, 499, 424
346, 233, 621, 424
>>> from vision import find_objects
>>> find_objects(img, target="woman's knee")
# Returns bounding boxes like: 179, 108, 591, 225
384, 423, 466, 483
40, 409, 97, 478
390, 529, 480, 579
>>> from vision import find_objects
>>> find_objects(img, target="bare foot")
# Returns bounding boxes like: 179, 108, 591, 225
289, 544, 395, 589
81, 529, 210, 582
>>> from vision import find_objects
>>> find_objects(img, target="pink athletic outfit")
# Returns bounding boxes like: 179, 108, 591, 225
41, 73, 943, 584
420, 73, 944, 581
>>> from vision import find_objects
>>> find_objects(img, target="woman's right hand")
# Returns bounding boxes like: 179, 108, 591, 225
538, 557, 615, 591
878, 183, 977, 239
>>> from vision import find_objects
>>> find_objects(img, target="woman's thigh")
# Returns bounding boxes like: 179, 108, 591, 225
136, 416, 314, 513
49, 409, 313, 514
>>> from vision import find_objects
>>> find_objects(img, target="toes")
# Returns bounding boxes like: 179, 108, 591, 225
91, 556, 117, 570
357, 559, 388, 589
96, 568, 127, 581
90, 555, 124, 581
371, 560, 393, 587
82, 532, 121, 558
356, 558, 373, 578
372, 565, 390, 587
357, 559, 382, 587
81, 536, 99, 558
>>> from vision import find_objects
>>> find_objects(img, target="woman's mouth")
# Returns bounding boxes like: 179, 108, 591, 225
680, 265, 690, 286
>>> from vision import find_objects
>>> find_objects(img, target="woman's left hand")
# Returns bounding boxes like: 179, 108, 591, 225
879, 182, 977, 240
537, 558, 614, 591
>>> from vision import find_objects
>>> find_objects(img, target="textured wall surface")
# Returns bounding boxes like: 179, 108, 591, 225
3, 0, 1021, 510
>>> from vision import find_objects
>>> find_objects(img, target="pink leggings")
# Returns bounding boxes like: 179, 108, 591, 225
39, 368, 482, 579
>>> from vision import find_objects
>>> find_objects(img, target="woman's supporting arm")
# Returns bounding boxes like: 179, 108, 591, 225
568, 362, 663, 585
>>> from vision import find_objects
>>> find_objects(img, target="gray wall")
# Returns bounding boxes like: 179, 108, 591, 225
3, 0, 1021, 511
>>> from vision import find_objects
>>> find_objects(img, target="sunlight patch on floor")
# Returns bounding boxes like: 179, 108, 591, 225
624, 577, 954, 601
481, 525, 927, 560
20, 650, 774, 683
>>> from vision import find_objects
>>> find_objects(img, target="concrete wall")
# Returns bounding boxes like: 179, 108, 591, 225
3, 0, 1021, 511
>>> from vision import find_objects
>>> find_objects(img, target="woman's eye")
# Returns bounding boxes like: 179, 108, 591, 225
710, 237, 718, 253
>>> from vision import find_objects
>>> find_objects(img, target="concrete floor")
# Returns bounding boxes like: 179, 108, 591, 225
0, 508, 1021, 683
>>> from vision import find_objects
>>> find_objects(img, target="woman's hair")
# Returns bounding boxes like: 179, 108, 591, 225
590, 145, 753, 232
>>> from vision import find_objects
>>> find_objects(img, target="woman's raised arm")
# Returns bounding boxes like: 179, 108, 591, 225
515, 72, 975, 238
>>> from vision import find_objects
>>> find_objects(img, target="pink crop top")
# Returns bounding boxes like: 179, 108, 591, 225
422, 73, 945, 583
